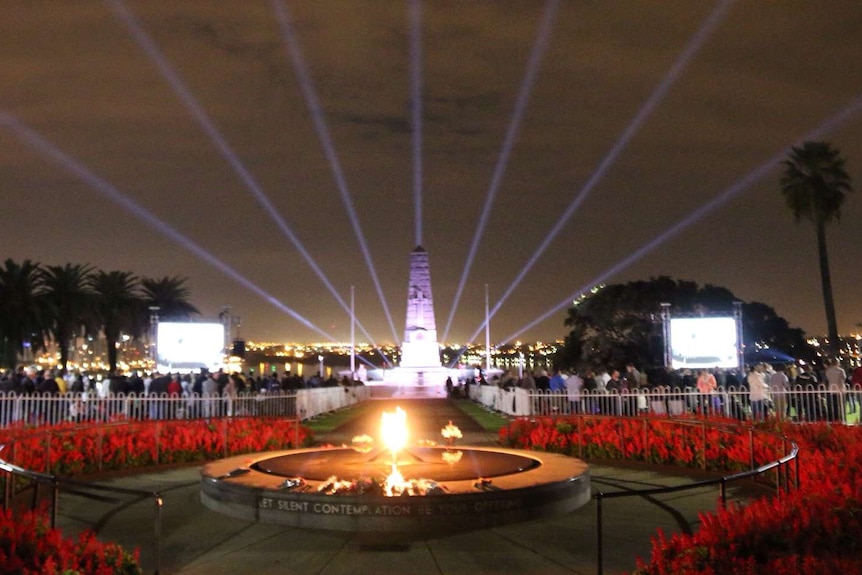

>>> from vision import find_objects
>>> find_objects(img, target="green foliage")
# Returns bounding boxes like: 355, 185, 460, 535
140, 276, 200, 321
0, 258, 46, 364
0, 258, 198, 371
781, 141, 852, 225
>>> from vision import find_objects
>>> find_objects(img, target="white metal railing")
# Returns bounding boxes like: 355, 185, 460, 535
468, 383, 862, 424
0, 385, 370, 428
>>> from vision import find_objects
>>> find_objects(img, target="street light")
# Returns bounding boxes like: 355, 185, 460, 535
318, 355, 324, 379
148, 306, 160, 369
518, 351, 524, 380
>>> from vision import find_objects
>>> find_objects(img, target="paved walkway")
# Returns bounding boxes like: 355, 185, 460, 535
54, 394, 769, 575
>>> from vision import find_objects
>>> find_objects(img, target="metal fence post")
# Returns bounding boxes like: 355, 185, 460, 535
749, 427, 755, 471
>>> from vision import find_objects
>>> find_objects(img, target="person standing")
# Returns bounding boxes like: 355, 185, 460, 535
549, 369, 566, 393
624, 363, 642, 388
202, 371, 219, 418
769, 364, 789, 420
565, 371, 584, 414
794, 364, 818, 421
605, 369, 623, 415
695, 369, 717, 414
824, 358, 848, 422
748, 364, 770, 420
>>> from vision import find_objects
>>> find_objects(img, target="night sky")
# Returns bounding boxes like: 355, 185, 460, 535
2, 1, 861, 345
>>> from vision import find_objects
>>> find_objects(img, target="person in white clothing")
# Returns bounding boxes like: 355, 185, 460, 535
747, 364, 770, 420
565, 372, 584, 414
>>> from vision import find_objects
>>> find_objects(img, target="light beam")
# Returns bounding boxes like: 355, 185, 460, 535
0, 109, 336, 341
409, 0, 424, 247
108, 0, 390, 349
442, 0, 560, 343
463, 0, 736, 344
502, 93, 862, 343
269, 0, 400, 343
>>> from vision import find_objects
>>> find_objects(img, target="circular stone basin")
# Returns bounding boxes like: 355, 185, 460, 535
251, 446, 541, 482
201, 446, 590, 544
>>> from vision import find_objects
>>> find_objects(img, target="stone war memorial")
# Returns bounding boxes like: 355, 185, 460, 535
366, 246, 473, 389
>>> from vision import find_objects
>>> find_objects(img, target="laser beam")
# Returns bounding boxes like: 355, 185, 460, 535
0, 109, 336, 341
463, 0, 736, 344
269, 0, 400, 343
409, 0, 423, 247
107, 0, 388, 348
502, 93, 862, 343
442, 0, 560, 343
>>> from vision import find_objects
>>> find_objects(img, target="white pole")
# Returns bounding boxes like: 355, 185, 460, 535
350, 285, 356, 378
485, 284, 491, 372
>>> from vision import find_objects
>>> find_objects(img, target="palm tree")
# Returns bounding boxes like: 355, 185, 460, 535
140, 276, 200, 321
780, 141, 853, 354
41, 263, 95, 373
91, 270, 142, 374
0, 258, 46, 366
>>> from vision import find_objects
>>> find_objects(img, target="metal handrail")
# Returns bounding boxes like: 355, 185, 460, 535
590, 423, 799, 575
0, 444, 164, 574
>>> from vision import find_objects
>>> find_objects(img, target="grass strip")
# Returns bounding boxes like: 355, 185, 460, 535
302, 400, 378, 434
451, 399, 508, 433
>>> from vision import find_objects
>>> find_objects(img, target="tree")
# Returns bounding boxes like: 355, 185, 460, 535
0, 259, 46, 366
140, 276, 200, 322
91, 270, 142, 374
780, 141, 853, 354
558, 276, 812, 371
41, 263, 95, 373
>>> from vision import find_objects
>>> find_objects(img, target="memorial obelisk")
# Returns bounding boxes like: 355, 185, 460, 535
400, 246, 442, 368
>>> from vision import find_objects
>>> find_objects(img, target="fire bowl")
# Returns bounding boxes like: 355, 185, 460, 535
200, 446, 590, 544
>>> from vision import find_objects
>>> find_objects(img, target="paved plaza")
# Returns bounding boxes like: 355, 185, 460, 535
55, 393, 768, 575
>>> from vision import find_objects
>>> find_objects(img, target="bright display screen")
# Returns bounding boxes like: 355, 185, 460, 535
156, 322, 224, 372
669, 317, 738, 369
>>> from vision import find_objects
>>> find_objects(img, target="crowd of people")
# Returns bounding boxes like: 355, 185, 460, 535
0, 366, 357, 426
470, 358, 862, 422
0, 366, 354, 397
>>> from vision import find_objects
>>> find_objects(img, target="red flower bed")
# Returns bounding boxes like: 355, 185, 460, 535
0, 506, 140, 574
500, 416, 862, 574
0, 417, 311, 574
1, 417, 311, 476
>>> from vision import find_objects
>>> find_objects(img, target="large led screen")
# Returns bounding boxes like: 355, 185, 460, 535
669, 317, 738, 369
157, 322, 225, 372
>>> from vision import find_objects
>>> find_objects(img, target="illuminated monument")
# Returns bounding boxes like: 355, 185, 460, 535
400, 246, 442, 369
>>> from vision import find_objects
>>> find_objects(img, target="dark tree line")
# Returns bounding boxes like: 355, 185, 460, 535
557, 276, 813, 371
0, 259, 199, 373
